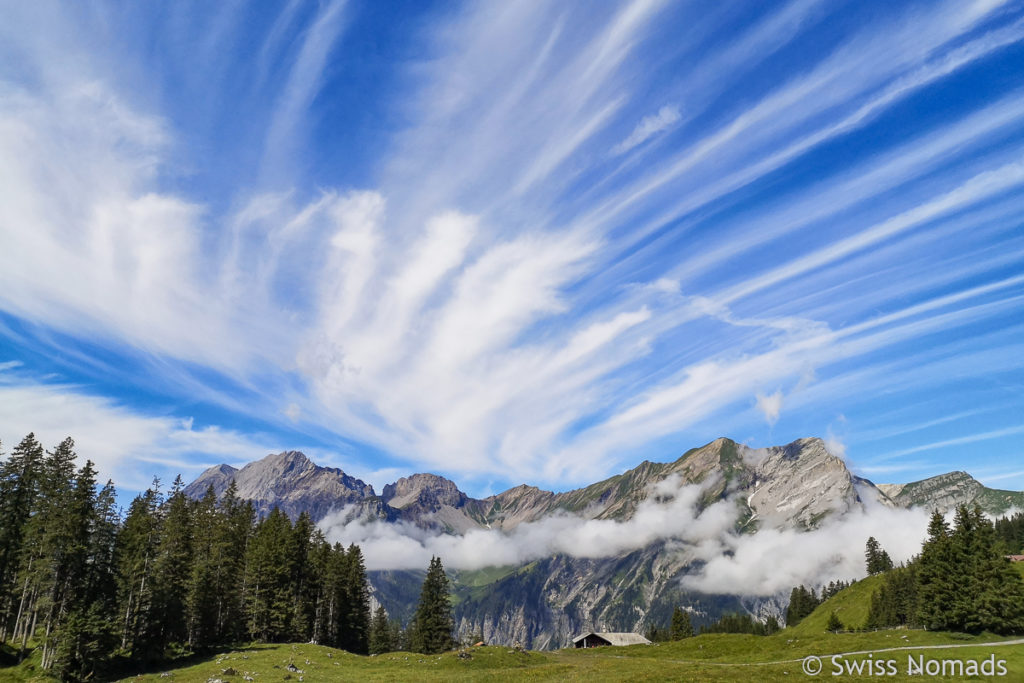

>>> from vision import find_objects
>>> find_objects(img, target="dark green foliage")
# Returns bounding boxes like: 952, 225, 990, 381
916, 510, 956, 630
245, 507, 298, 641
644, 622, 670, 642
51, 479, 120, 681
340, 544, 371, 654
994, 511, 1024, 554
700, 612, 779, 635
825, 611, 843, 632
865, 563, 918, 629
955, 506, 1024, 634
369, 605, 396, 654
821, 580, 852, 600
116, 483, 162, 657
862, 506, 1024, 635
0, 434, 44, 640
670, 606, 693, 639
412, 556, 454, 654
149, 477, 194, 650
0, 432, 374, 675
865, 536, 893, 575
785, 585, 820, 626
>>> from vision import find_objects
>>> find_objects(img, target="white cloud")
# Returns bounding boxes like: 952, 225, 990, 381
756, 390, 783, 426
320, 474, 736, 571
0, 374, 279, 491
681, 503, 931, 596
320, 471, 932, 600
611, 105, 681, 156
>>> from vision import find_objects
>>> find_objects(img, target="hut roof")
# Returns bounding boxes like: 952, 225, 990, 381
572, 631, 651, 646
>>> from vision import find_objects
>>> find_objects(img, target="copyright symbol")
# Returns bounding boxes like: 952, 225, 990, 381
802, 655, 823, 676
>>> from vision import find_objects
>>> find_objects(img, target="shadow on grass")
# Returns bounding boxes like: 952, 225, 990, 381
99, 643, 280, 682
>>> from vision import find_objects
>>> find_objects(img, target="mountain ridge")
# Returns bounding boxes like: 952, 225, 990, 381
186, 438, 1022, 528
183, 437, 1024, 649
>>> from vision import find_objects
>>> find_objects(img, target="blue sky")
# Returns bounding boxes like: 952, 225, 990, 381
1, 0, 1023, 499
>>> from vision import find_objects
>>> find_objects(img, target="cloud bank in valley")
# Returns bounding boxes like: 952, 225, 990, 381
320, 475, 932, 596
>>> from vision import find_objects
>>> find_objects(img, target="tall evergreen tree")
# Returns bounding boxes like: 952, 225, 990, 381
670, 606, 694, 639
51, 479, 120, 681
412, 556, 454, 654
0, 433, 44, 640
288, 512, 317, 641
215, 483, 253, 644
116, 484, 162, 656
12, 437, 79, 657
916, 510, 957, 630
369, 605, 395, 654
961, 506, 1024, 634
865, 536, 894, 575
785, 585, 819, 626
340, 544, 371, 654
185, 485, 219, 648
149, 476, 194, 650
244, 507, 295, 641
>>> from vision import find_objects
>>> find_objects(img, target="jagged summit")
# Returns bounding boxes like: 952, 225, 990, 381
382, 473, 469, 511
184, 438, 1022, 528
184, 450, 376, 521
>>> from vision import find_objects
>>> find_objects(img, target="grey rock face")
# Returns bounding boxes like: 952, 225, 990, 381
184, 450, 377, 521
746, 437, 881, 529
879, 471, 1024, 514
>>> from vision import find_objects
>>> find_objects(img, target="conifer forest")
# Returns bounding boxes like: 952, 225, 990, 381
0, 433, 453, 681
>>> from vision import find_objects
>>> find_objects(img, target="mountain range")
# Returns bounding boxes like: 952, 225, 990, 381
184, 437, 1024, 648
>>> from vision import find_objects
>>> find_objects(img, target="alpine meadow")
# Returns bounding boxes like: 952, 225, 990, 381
3, 1, 1024, 681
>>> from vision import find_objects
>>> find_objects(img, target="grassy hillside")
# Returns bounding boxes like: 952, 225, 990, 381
788, 574, 884, 636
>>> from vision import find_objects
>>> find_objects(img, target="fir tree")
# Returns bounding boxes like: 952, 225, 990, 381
12, 437, 79, 659
288, 511, 317, 641
149, 476, 194, 650
412, 556, 454, 654
785, 585, 819, 626
825, 611, 843, 632
0, 433, 44, 640
340, 544, 371, 654
215, 484, 253, 643
865, 536, 894, 575
916, 510, 956, 630
185, 485, 219, 648
961, 506, 1024, 634
116, 484, 162, 656
670, 606, 693, 639
701, 612, 779, 635
244, 507, 295, 641
369, 605, 395, 654
50, 475, 119, 681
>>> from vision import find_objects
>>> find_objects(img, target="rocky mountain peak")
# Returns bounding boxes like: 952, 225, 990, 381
382, 473, 468, 512
185, 463, 239, 498
746, 437, 865, 529
184, 450, 376, 521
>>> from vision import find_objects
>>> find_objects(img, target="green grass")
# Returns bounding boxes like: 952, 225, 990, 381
76, 632, 1019, 682
3, 629, 1022, 682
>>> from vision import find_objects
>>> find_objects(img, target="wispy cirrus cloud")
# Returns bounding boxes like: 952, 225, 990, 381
0, 0, 1023, 495
610, 105, 681, 156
